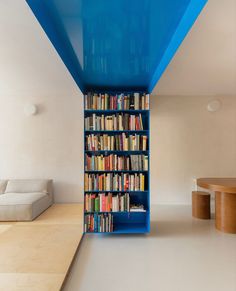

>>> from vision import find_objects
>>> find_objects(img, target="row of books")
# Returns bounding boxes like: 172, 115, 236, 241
85, 113, 144, 131
85, 154, 148, 171
85, 193, 130, 212
84, 173, 146, 191
85, 134, 148, 151
85, 92, 149, 110
84, 213, 113, 233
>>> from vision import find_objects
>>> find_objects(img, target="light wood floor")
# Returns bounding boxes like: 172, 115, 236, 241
0, 204, 84, 291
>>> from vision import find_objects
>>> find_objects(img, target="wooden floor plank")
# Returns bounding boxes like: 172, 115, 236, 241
0, 204, 83, 291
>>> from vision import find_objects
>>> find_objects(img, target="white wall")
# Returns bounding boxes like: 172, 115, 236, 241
0, 0, 85, 203
151, 95, 236, 204
0, 92, 84, 203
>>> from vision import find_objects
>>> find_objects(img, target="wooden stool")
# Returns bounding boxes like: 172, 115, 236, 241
192, 191, 211, 219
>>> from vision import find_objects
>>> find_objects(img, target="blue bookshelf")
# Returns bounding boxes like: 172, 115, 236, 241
84, 92, 150, 234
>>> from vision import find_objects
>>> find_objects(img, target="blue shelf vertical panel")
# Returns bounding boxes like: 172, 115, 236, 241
83, 92, 150, 234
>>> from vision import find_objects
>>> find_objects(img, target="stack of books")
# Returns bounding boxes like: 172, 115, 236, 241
85, 133, 148, 151
85, 154, 148, 171
85, 193, 130, 212
84, 213, 113, 232
84, 173, 145, 191
85, 92, 149, 110
130, 204, 146, 212
85, 113, 144, 131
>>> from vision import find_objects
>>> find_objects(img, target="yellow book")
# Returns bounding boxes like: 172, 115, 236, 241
141, 174, 145, 191
101, 155, 104, 171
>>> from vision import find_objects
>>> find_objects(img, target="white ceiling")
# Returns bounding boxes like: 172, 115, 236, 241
0, 0, 235, 97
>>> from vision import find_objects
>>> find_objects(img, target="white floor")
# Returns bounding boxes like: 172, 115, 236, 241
63, 205, 236, 291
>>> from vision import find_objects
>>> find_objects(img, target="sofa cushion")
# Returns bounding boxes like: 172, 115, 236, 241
0, 192, 46, 205
5, 179, 50, 194
0, 180, 7, 194
0, 192, 52, 221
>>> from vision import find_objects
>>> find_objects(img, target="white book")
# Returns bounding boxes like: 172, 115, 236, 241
145, 94, 149, 110
130, 209, 146, 212
134, 93, 139, 110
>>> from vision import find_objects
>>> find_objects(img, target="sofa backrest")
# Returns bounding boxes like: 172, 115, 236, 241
5, 179, 52, 194
0, 180, 8, 194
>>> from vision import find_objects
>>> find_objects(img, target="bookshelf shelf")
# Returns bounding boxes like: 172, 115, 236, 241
85, 130, 148, 134
85, 110, 149, 114
85, 151, 148, 154
84, 190, 148, 193
86, 227, 148, 234
84, 92, 150, 234
85, 170, 148, 173
85, 211, 147, 214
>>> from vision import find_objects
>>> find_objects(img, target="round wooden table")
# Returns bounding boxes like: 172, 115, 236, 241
197, 178, 236, 233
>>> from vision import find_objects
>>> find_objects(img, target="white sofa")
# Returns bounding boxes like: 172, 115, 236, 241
0, 179, 53, 221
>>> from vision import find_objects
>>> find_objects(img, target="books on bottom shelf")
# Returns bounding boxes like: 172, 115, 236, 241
84, 213, 113, 233
85, 193, 130, 212
85, 154, 148, 171
85, 133, 148, 151
85, 92, 149, 110
84, 173, 145, 191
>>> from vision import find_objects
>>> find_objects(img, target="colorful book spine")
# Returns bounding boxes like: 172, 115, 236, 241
85, 113, 144, 131
85, 134, 148, 151
84, 173, 145, 191
85, 193, 130, 212
84, 213, 113, 232
85, 92, 149, 110
85, 154, 148, 171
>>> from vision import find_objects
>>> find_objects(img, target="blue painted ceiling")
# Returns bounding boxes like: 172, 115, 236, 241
26, 0, 207, 93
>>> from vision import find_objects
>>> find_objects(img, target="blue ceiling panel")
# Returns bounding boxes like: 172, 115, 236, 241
26, 0, 207, 93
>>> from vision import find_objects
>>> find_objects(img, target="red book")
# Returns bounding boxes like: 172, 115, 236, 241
124, 174, 129, 191
102, 194, 106, 212
108, 194, 112, 212
135, 116, 139, 130
99, 175, 102, 191
105, 195, 108, 211
107, 156, 110, 171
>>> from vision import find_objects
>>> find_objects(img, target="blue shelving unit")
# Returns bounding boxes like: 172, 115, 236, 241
84, 92, 150, 234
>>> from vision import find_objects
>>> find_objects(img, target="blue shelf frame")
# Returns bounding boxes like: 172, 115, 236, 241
85, 130, 148, 134
84, 92, 150, 234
